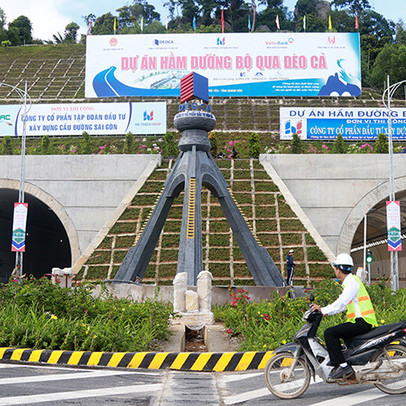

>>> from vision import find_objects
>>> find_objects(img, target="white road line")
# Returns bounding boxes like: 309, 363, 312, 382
223, 375, 324, 404
0, 383, 162, 405
0, 369, 147, 385
223, 388, 271, 405
309, 388, 387, 406
222, 372, 263, 383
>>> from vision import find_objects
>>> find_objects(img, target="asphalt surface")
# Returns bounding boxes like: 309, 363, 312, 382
0, 362, 404, 405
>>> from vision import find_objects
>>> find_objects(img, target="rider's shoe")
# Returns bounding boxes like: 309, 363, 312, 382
328, 364, 355, 380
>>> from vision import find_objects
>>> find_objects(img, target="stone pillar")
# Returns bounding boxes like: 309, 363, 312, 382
173, 272, 187, 313
197, 271, 212, 312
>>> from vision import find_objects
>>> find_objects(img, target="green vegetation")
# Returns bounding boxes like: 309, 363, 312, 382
213, 279, 406, 351
0, 278, 174, 352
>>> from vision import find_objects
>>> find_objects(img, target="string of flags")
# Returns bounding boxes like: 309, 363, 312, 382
101, 11, 360, 35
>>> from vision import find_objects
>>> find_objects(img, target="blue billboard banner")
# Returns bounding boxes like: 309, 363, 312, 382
280, 107, 406, 140
85, 33, 361, 98
0, 102, 166, 137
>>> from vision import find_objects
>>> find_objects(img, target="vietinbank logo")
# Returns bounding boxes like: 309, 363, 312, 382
216, 37, 226, 45
284, 120, 302, 136
154, 39, 174, 45
144, 110, 154, 121
265, 37, 294, 46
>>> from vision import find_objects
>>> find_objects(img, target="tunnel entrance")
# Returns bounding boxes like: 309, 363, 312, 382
0, 188, 71, 284
351, 191, 406, 287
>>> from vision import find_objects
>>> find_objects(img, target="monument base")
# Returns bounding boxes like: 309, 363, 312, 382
171, 311, 214, 330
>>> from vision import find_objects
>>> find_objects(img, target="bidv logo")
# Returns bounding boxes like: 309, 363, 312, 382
144, 110, 154, 121
285, 120, 302, 137
216, 37, 226, 45
154, 39, 174, 46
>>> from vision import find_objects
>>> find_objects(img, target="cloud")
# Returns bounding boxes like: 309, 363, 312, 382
1, 0, 73, 41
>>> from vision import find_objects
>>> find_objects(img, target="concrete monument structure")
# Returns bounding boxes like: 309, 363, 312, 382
114, 73, 284, 287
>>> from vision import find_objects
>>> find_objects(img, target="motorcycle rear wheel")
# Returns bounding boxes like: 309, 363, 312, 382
372, 344, 406, 395
264, 352, 311, 399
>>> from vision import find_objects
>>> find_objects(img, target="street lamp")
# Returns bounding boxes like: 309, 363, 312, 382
382, 76, 406, 291
0, 81, 31, 274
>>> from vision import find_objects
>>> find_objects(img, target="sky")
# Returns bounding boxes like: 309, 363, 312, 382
0, 0, 405, 42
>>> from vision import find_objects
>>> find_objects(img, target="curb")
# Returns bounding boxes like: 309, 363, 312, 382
0, 348, 275, 372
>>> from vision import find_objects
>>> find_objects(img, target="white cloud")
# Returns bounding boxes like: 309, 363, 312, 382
1, 0, 71, 41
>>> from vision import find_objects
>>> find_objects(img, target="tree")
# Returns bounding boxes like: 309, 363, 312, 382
92, 12, 115, 35
331, 0, 371, 15
0, 8, 6, 31
64, 22, 80, 43
163, 132, 178, 158
369, 44, 406, 91
8, 15, 32, 45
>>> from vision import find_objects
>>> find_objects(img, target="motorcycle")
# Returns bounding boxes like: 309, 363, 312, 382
264, 298, 406, 399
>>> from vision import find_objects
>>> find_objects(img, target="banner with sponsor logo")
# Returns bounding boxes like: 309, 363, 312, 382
85, 33, 361, 98
386, 201, 402, 252
0, 102, 166, 137
11, 203, 28, 252
280, 107, 406, 140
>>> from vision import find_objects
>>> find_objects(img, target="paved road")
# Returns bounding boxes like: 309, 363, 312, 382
0, 362, 402, 405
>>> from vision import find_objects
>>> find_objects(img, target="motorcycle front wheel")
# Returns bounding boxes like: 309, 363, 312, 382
264, 352, 311, 399
372, 344, 406, 395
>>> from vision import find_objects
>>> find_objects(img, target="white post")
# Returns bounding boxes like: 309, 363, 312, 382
363, 214, 367, 271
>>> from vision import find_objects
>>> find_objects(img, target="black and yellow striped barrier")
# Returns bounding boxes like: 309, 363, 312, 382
0, 348, 275, 372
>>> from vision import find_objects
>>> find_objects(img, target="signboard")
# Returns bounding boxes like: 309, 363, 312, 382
85, 33, 361, 98
11, 203, 28, 252
386, 201, 402, 252
280, 107, 406, 140
0, 102, 166, 137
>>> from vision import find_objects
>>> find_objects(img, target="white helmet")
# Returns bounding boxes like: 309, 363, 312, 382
333, 253, 354, 273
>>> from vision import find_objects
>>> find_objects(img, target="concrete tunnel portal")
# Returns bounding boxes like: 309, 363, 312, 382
0, 188, 71, 284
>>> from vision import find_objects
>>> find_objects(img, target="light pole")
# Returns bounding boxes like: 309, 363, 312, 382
0, 81, 31, 274
382, 76, 406, 291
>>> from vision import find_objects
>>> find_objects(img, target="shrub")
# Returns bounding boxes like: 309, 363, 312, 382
163, 131, 178, 158
208, 132, 218, 156
291, 133, 302, 154
40, 135, 50, 154
81, 131, 92, 154
332, 133, 347, 153
0, 278, 174, 352
248, 132, 261, 158
123, 132, 134, 154
375, 133, 388, 153
1, 136, 13, 154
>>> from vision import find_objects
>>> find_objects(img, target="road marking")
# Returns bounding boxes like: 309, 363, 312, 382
0, 383, 162, 405
0, 369, 150, 385
222, 372, 263, 383
309, 388, 387, 406
223, 388, 270, 405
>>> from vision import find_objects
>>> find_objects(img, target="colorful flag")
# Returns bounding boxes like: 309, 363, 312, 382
355, 15, 359, 30
87, 18, 92, 35
221, 9, 224, 33
328, 15, 332, 30
113, 17, 116, 34
193, 16, 196, 31
248, 15, 251, 31
303, 15, 306, 31
11, 203, 28, 252
276, 15, 280, 30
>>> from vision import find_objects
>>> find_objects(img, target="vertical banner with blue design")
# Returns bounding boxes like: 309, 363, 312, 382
11, 203, 28, 252
386, 201, 402, 252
